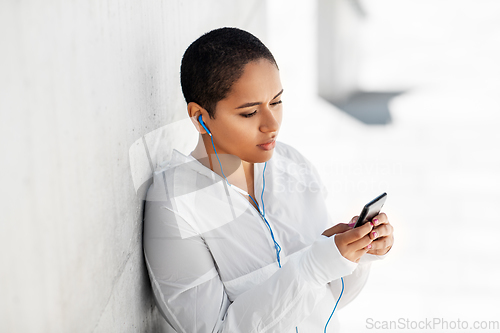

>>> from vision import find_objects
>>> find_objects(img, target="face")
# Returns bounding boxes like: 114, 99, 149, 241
202, 59, 283, 163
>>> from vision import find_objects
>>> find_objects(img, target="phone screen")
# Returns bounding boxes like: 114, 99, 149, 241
354, 192, 387, 228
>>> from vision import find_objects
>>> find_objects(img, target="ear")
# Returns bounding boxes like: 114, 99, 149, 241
188, 102, 209, 134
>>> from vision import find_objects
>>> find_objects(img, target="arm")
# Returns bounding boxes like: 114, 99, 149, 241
321, 221, 374, 310
143, 199, 359, 333
329, 213, 395, 309
329, 262, 371, 310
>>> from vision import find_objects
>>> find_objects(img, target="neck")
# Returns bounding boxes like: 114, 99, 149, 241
190, 134, 253, 191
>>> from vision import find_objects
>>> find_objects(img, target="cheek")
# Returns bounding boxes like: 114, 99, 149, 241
275, 109, 284, 126
221, 121, 252, 142
236, 128, 255, 143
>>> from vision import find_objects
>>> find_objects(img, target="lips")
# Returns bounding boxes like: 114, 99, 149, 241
257, 138, 276, 151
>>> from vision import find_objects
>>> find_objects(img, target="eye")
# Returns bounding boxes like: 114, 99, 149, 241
242, 110, 257, 118
271, 100, 282, 106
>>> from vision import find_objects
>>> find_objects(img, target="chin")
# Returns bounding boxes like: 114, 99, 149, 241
255, 151, 274, 163
240, 149, 275, 164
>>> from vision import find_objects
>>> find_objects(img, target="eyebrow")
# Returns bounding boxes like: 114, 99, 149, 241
235, 89, 284, 109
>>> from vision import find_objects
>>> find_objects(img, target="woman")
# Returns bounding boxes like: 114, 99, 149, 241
143, 27, 394, 332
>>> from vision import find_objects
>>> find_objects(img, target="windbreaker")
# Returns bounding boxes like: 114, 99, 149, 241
143, 140, 379, 333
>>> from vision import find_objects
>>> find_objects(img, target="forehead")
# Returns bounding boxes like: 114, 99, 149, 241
225, 59, 282, 101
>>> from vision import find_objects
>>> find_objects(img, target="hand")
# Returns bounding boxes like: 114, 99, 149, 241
367, 212, 394, 256
322, 217, 374, 263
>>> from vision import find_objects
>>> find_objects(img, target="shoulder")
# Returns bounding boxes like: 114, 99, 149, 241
275, 141, 307, 163
272, 140, 328, 197
143, 160, 204, 236
144, 157, 200, 202
274, 140, 315, 170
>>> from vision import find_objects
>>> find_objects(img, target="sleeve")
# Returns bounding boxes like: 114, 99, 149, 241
328, 242, 393, 308
143, 198, 358, 333
277, 142, 373, 312
328, 262, 371, 310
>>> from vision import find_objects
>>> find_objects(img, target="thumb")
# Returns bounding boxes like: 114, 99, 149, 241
348, 216, 359, 229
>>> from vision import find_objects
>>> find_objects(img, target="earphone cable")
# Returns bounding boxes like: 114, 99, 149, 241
209, 133, 282, 268
324, 277, 345, 333
205, 126, 342, 331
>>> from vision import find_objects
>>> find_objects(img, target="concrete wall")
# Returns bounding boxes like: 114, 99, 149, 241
317, 0, 365, 104
0, 1, 267, 332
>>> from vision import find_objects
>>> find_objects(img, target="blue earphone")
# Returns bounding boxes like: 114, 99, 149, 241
198, 114, 212, 136
197, 114, 281, 267
196, 114, 342, 332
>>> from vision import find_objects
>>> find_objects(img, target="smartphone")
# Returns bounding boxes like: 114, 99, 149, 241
354, 192, 387, 228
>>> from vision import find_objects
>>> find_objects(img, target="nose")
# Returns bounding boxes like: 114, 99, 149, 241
259, 104, 281, 134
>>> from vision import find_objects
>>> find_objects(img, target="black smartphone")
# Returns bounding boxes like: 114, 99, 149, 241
354, 192, 387, 228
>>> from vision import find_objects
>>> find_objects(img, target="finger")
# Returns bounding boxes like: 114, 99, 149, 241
355, 245, 371, 259
337, 222, 373, 244
368, 235, 394, 252
370, 223, 393, 240
322, 223, 350, 237
367, 243, 393, 256
348, 234, 373, 251
367, 247, 387, 256
372, 212, 389, 227
347, 216, 359, 229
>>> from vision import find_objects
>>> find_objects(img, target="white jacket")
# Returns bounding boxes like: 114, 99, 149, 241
143, 141, 375, 332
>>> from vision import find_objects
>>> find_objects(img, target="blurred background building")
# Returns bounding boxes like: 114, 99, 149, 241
1, 0, 499, 332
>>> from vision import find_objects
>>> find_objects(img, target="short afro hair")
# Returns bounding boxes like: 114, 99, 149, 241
180, 27, 278, 119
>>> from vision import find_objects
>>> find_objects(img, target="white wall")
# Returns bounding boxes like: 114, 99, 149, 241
271, 1, 500, 332
0, 1, 267, 332
317, 0, 365, 104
